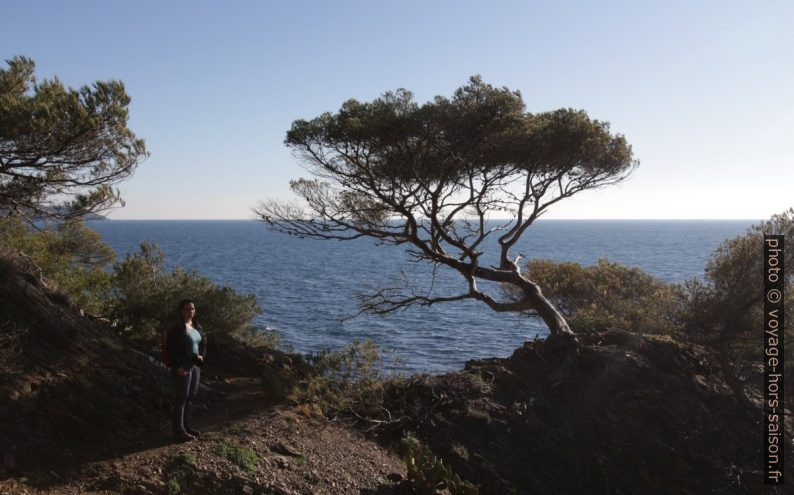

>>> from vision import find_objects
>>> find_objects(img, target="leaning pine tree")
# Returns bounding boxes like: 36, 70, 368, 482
256, 77, 637, 383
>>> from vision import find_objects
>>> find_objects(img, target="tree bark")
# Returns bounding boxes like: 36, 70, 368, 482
518, 277, 579, 387
522, 280, 577, 344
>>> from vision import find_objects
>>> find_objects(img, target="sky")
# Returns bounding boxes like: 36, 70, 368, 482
3, 0, 792, 220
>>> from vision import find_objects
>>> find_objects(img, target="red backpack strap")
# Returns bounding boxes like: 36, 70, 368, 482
160, 325, 172, 366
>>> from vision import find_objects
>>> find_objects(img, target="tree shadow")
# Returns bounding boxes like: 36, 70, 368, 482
2, 367, 281, 491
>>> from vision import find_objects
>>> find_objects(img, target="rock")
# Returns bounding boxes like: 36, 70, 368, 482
305, 469, 321, 484
271, 483, 292, 495
271, 441, 301, 457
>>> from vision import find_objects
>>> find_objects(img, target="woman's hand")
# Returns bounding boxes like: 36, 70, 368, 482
177, 367, 187, 376
197, 355, 204, 363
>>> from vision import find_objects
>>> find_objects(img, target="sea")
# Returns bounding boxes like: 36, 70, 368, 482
87, 219, 755, 374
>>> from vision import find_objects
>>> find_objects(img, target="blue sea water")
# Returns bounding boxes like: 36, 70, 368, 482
88, 219, 755, 374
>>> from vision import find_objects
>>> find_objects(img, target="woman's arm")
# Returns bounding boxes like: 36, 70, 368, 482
199, 332, 207, 359
165, 325, 184, 370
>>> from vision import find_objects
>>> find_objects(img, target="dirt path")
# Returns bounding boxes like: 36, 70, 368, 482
1, 375, 407, 495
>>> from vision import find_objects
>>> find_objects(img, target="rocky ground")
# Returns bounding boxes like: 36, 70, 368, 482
364, 331, 794, 494
0, 377, 407, 495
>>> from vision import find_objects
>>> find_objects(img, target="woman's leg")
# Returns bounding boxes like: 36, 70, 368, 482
182, 366, 201, 433
171, 368, 192, 435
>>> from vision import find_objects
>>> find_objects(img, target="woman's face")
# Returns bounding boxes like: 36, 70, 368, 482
181, 302, 196, 322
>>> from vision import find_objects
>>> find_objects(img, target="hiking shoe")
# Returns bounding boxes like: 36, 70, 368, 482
186, 428, 201, 438
174, 431, 195, 442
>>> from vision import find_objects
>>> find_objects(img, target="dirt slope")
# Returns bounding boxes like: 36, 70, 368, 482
0, 258, 406, 494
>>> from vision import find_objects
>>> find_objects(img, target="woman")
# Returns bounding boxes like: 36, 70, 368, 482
165, 299, 206, 441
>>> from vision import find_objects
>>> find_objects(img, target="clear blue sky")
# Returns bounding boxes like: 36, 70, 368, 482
3, 0, 792, 219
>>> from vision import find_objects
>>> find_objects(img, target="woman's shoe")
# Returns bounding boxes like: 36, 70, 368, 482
186, 428, 201, 438
174, 431, 195, 442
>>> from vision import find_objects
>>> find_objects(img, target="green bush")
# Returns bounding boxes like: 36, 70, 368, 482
106, 241, 263, 342
679, 209, 794, 405
681, 209, 793, 348
518, 210, 793, 412
290, 339, 389, 414
164, 452, 203, 494
234, 326, 280, 349
175, 452, 198, 467
0, 217, 114, 314
522, 257, 684, 337
1, 219, 269, 348
307, 338, 382, 383
166, 479, 181, 495
213, 442, 260, 473
402, 437, 479, 495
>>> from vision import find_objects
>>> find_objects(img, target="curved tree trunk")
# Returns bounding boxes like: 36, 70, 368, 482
519, 278, 579, 387
470, 264, 577, 344
523, 281, 577, 343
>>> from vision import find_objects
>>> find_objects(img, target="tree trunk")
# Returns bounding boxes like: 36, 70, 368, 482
520, 279, 579, 387
522, 279, 578, 347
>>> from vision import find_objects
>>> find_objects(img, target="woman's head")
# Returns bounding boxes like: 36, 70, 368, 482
178, 299, 196, 324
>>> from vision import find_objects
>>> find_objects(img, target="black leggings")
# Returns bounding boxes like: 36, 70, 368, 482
171, 365, 200, 434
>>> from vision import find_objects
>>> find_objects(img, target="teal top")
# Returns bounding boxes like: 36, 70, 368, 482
185, 324, 202, 360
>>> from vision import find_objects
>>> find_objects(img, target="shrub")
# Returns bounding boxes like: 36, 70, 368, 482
402, 436, 479, 495
165, 479, 181, 495
516, 210, 793, 412
0, 217, 114, 313
521, 257, 684, 337
213, 442, 260, 473
234, 326, 280, 349
175, 452, 198, 467
164, 452, 202, 495
307, 338, 382, 383
289, 339, 389, 415
106, 241, 262, 342
0, 219, 271, 350
681, 210, 793, 348
680, 209, 794, 407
